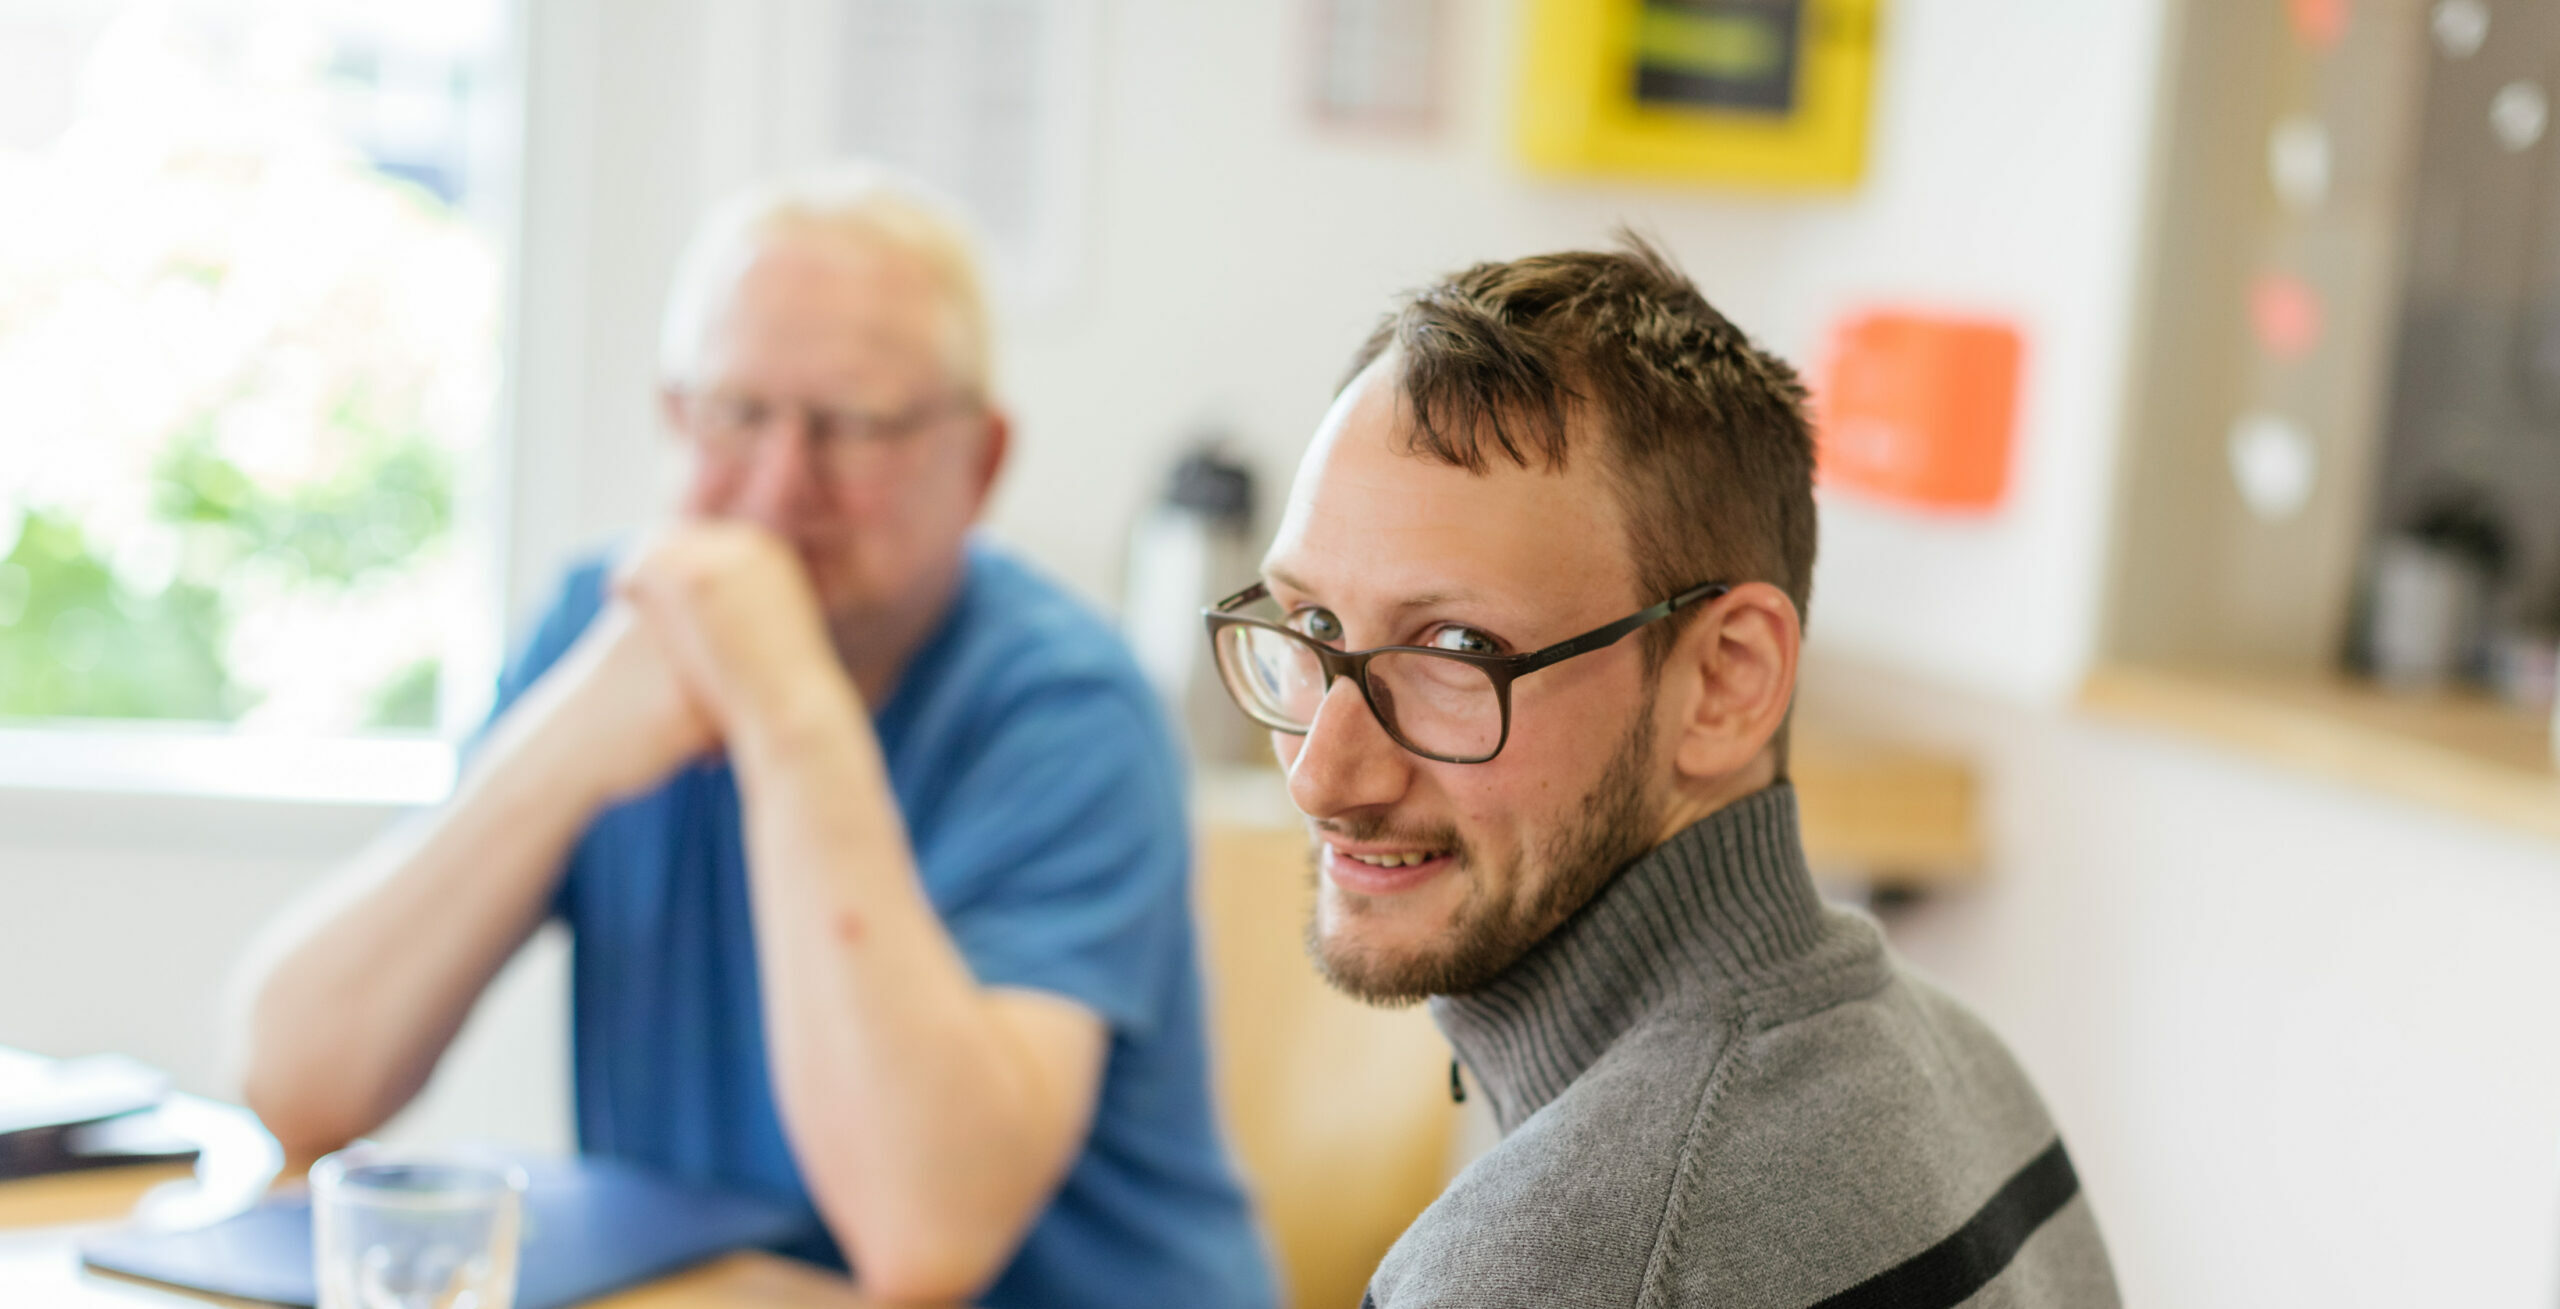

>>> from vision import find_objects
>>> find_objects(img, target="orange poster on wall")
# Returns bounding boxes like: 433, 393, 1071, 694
1814, 311, 2024, 513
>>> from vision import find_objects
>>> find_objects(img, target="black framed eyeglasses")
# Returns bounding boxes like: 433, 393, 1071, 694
1201, 579, 1730, 764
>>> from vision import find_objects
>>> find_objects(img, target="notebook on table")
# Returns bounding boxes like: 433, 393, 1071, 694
0, 1052, 201, 1181
79, 1155, 822, 1309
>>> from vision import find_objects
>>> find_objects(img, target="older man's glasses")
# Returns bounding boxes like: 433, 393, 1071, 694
1201, 580, 1730, 764
672, 390, 975, 479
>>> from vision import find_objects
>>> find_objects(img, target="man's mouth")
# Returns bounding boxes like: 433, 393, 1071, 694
1340, 849, 1447, 868
1320, 842, 1459, 894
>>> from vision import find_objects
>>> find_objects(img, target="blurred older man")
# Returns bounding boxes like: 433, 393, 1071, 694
237, 169, 1273, 1309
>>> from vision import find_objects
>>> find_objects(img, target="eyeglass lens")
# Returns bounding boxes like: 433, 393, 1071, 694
683, 393, 953, 477
1212, 625, 1503, 760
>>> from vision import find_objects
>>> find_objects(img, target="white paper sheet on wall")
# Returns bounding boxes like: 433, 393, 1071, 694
1310, 0, 1443, 132
836, 0, 1097, 314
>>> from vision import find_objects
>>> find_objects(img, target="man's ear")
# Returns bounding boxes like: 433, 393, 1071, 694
967, 407, 1012, 518
1666, 582, 1802, 785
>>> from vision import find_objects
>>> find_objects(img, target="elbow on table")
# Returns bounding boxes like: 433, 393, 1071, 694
235, 1013, 378, 1162
840, 1217, 1021, 1306
240, 1064, 367, 1162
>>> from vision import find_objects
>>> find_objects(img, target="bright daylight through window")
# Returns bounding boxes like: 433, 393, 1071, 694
0, 1, 506, 749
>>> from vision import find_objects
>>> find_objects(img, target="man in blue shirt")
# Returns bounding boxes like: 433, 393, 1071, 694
235, 168, 1272, 1309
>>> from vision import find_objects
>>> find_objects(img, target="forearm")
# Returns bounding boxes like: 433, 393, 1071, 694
234, 704, 605, 1155
732, 690, 1099, 1300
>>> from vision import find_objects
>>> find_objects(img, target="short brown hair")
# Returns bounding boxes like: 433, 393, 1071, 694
1345, 234, 1817, 663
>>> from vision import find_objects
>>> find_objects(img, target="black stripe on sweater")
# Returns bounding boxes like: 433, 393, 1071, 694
1806, 1138, 2081, 1309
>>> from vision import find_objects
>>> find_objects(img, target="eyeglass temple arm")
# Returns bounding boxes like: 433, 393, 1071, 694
1208, 580, 1270, 614
1513, 581, 1732, 674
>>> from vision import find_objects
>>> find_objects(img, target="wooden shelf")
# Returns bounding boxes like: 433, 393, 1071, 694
1789, 725, 1982, 888
2082, 662, 2560, 844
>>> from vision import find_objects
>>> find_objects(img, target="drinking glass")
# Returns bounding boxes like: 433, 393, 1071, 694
311, 1145, 527, 1309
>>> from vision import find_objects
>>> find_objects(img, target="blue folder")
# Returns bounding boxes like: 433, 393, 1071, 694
79, 1155, 823, 1308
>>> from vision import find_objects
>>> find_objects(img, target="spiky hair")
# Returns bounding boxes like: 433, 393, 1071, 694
1345, 233, 1817, 659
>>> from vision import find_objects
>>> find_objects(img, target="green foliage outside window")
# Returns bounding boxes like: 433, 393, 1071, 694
0, 395, 453, 727
0, 510, 232, 721
0, 6, 499, 735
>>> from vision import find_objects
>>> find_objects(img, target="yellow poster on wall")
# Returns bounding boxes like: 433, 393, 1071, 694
1518, 0, 1879, 189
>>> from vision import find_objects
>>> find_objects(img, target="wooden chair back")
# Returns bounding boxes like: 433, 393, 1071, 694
1194, 823, 1459, 1309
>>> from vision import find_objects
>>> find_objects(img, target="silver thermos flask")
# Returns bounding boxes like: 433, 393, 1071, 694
1123, 443, 1263, 768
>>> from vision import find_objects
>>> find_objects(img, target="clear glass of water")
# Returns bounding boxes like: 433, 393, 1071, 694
311, 1146, 528, 1309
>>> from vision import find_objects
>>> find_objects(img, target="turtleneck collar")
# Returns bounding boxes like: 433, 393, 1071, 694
1431, 783, 1844, 1133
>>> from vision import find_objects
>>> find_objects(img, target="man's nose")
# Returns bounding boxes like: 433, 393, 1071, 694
731, 409, 829, 525
1284, 675, 1412, 820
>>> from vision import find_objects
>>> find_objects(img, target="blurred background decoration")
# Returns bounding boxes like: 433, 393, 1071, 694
2363, 0, 2560, 705
2103, 0, 2560, 796
0, 0, 503, 735
1517, 0, 1878, 187
1813, 309, 2023, 512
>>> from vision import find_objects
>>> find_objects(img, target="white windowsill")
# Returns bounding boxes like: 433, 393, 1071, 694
0, 724, 457, 808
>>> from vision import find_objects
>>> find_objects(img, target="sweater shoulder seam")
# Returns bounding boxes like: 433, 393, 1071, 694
1630, 1011, 1749, 1309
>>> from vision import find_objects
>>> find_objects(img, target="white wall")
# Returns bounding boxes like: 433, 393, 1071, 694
1804, 662, 2560, 1309
492, 0, 2175, 704
993, 0, 2173, 707
0, 793, 570, 1154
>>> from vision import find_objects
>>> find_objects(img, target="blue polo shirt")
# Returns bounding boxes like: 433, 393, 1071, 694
489, 541, 1273, 1309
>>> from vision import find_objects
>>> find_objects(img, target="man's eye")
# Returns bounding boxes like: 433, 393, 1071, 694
1292, 608, 1343, 643
1428, 626, 1499, 655
814, 407, 899, 445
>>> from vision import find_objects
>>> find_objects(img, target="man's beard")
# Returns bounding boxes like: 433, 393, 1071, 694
1306, 705, 1664, 1006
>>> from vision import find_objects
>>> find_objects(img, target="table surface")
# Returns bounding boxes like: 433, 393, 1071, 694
0, 1095, 885, 1309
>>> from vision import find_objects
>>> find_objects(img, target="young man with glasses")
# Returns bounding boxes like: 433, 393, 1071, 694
235, 169, 1272, 1309
1209, 240, 2119, 1307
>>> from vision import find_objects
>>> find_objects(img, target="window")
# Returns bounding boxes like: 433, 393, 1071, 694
0, 1, 507, 778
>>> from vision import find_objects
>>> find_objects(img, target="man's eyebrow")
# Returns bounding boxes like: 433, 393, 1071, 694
1263, 564, 1485, 615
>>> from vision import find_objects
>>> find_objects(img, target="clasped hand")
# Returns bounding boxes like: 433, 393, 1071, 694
540, 522, 856, 805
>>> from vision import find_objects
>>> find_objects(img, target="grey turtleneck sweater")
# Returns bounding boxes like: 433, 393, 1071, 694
1365, 785, 2119, 1308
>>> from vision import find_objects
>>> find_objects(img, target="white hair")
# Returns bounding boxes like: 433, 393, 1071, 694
656, 163, 993, 394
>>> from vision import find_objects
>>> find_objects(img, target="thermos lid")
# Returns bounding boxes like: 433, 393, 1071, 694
1167, 445, 1253, 523
2400, 486, 2510, 579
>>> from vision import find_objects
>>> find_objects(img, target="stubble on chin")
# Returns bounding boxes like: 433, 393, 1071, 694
1306, 710, 1662, 1006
